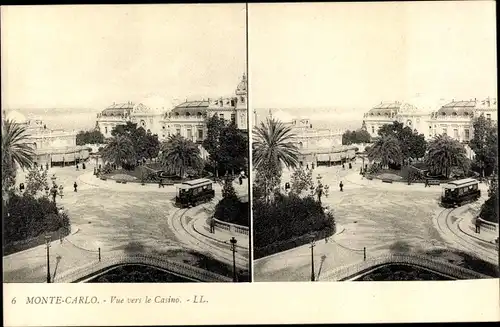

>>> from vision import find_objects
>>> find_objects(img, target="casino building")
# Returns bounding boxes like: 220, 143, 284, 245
362, 97, 498, 143
95, 74, 248, 142
3, 110, 89, 167
266, 111, 356, 168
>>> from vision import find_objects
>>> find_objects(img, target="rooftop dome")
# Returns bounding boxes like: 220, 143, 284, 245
235, 73, 247, 95
5, 110, 27, 124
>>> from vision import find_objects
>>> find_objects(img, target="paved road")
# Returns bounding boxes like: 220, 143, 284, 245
255, 162, 496, 281
5, 163, 250, 282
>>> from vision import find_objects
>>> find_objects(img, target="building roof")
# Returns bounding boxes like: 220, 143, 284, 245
170, 101, 209, 116
436, 100, 477, 116
101, 102, 134, 116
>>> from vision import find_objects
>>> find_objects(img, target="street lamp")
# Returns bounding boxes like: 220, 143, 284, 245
230, 237, 237, 282
45, 234, 51, 283
309, 232, 316, 281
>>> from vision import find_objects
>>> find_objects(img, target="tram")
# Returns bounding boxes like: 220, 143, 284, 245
441, 178, 481, 208
175, 178, 215, 208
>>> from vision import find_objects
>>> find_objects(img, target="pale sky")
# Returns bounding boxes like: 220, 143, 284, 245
1, 4, 246, 110
248, 1, 497, 112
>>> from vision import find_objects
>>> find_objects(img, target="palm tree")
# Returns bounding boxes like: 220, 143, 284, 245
159, 134, 203, 178
425, 135, 469, 178
253, 118, 300, 201
2, 119, 35, 190
101, 135, 136, 169
367, 135, 402, 169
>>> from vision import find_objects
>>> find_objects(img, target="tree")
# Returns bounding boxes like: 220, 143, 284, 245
367, 135, 402, 168
290, 167, 314, 195
2, 119, 36, 191
76, 130, 104, 145
202, 115, 226, 177
253, 118, 300, 201
424, 135, 470, 178
159, 135, 204, 178
25, 168, 49, 197
342, 129, 371, 145
142, 132, 160, 161
378, 121, 404, 138
378, 122, 427, 165
470, 114, 498, 178
101, 135, 136, 169
219, 123, 248, 175
111, 122, 159, 163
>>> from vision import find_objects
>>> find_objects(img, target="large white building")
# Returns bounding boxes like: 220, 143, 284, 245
362, 97, 497, 142
95, 74, 248, 142
3, 110, 89, 167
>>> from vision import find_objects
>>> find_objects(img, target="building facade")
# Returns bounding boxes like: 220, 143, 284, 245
4, 110, 89, 167
362, 97, 498, 143
95, 74, 248, 142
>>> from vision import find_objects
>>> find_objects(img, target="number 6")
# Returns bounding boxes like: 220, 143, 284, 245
11, 297, 16, 304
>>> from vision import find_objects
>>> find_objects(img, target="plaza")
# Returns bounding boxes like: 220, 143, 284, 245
4, 161, 250, 283
255, 159, 497, 282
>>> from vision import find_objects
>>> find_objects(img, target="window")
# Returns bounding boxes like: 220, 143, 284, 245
198, 129, 203, 140
187, 129, 192, 139
176, 128, 180, 135
219, 113, 224, 119
464, 129, 470, 140
371, 126, 375, 134
231, 113, 236, 124
453, 129, 458, 139
105, 127, 108, 134
486, 114, 491, 120
442, 128, 447, 136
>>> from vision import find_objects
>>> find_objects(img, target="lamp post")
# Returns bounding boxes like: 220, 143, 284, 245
310, 233, 316, 281
45, 234, 51, 283
230, 237, 237, 282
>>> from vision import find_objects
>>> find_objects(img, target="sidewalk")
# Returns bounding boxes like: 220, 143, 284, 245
191, 215, 249, 250
457, 214, 498, 244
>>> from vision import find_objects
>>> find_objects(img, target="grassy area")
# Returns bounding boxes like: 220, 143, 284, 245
354, 264, 452, 281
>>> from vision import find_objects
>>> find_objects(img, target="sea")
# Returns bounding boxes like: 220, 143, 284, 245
12, 107, 102, 132
9, 106, 365, 133
253, 107, 365, 132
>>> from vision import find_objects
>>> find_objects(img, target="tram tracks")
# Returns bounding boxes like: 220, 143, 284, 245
434, 207, 497, 264
167, 204, 247, 269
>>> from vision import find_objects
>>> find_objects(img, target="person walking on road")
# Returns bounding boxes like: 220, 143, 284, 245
209, 218, 215, 233
73, 181, 78, 192
425, 179, 429, 188
475, 219, 481, 234
339, 181, 344, 192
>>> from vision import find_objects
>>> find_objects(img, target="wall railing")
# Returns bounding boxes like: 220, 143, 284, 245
53, 253, 232, 283
321, 253, 491, 281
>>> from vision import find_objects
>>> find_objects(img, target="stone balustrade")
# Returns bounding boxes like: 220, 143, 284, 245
53, 253, 232, 283
321, 253, 489, 281
477, 217, 498, 232
213, 217, 249, 236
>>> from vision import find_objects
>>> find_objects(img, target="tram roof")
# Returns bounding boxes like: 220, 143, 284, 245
178, 178, 213, 188
443, 178, 478, 189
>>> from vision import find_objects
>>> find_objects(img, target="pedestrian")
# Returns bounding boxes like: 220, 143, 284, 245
19, 182, 25, 193
59, 184, 64, 198
159, 179, 162, 188
74, 182, 78, 192
349, 162, 352, 169
342, 164, 345, 169
82, 162, 86, 170
239, 176, 243, 185
425, 179, 429, 188
76, 164, 79, 171
306, 164, 309, 170
339, 181, 344, 192
210, 218, 215, 233
51, 187, 57, 202
312, 163, 315, 170
475, 219, 481, 234
46, 162, 49, 171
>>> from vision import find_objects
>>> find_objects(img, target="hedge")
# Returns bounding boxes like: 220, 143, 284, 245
3, 193, 71, 253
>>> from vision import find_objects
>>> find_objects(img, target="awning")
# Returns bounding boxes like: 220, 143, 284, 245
330, 152, 342, 161
317, 154, 330, 162
51, 154, 63, 162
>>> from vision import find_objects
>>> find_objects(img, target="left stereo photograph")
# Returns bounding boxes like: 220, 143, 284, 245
1, 4, 251, 283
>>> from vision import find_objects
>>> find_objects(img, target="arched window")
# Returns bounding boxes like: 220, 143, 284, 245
186, 112, 191, 117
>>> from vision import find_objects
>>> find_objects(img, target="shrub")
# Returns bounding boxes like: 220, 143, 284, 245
214, 198, 249, 227
3, 194, 71, 246
253, 194, 334, 251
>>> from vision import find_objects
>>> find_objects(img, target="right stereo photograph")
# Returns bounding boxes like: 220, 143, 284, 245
250, 2, 499, 282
